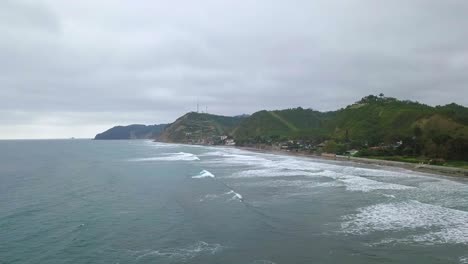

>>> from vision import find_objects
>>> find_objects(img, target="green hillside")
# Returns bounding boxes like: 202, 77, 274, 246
94, 124, 167, 140
232, 95, 468, 162
131, 94, 468, 163
157, 112, 246, 144
234, 108, 329, 144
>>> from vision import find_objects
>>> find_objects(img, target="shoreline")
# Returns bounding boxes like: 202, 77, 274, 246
234, 146, 468, 178
153, 140, 468, 178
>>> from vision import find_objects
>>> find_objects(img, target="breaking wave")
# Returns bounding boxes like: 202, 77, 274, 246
192, 170, 215, 179
225, 190, 243, 201
205, 148, 417, 193
229, 168, 321, 178
200, 190, 243, 202
129, 152, 200, 162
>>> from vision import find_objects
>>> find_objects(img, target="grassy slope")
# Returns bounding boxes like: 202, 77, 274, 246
235, 98, 468, 144
158, 112, 245, 142
155, 96, 468, 164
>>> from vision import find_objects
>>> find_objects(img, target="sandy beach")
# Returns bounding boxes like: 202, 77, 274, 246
236, 146, 468, 178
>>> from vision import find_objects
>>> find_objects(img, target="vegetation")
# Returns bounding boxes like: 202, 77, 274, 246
94, 124, 167, 140
98, 95, 468, 165
232, 95, 468, 163
158, 112, 246, 144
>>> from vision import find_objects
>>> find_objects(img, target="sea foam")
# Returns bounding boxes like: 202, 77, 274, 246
342, 200, 468, 245
129, 152, 200, 162
225, 190, 243, 201
200, 190, 243, 202
192, 170, 215, 179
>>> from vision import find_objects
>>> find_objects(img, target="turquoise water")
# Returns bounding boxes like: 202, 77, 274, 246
1, 140, 467, 264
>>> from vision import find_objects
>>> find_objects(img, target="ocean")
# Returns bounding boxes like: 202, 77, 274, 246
1, 139, 467, 264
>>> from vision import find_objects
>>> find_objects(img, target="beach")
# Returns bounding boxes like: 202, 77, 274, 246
236, 146, 468, 178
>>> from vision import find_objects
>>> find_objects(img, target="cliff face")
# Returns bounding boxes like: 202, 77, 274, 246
94, 124, 167, 140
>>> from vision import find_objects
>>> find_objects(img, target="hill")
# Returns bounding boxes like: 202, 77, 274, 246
157, 112, 246, 144
94, 124, 167, 140
96, 95, 468, 163
233, 108, 331, 144
233, 95, 468, 162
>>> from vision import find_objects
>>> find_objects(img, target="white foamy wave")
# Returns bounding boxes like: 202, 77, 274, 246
412, 179, 468, 208
341, 166, 418, 179
199, 151, 229, 157
200, 190, 243, 202
460, 256, 468, 264
203, 147, 430, 193
129, 152, 200, 162
339, 175, 414, 192
134, 241, 222, 261
232, 179, 325, 189
145, 141, 181, 148
309, 169, 414, 192
192, 170, 215, 179
229, 168, 320, 178
342, 200, 468, 245
225, 190, 243, 201
203, 149, 274, 166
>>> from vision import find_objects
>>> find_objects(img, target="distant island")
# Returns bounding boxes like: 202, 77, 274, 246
95, 95, 468, 169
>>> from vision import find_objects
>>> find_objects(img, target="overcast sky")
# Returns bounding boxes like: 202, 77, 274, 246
1, 0, 468, 139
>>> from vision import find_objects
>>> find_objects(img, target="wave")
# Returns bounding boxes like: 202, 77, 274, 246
129, 152, 200, 162
192, 170, 215, 179
200, 190, 243, 202
337, 175, 414, 192
134, 241, 222, 261
225, 190, 243, 201
342, 200, 468, 245
229, 168, 321, 178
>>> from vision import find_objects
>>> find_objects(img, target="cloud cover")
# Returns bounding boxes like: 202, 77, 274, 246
1, 0, 467, 138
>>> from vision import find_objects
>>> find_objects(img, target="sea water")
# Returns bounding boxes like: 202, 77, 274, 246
1, 140, 467, 263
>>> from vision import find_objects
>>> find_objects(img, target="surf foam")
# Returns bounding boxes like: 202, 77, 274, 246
192, 170, 215, 179
342, 200, 468, 245
130, 152, 200, 162
225, 190, 243, 201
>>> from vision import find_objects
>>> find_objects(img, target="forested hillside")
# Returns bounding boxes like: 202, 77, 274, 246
94, 124, 167, 140
233, 95, 468, 162
97, 95, 468, 163
157, 112, 246, 144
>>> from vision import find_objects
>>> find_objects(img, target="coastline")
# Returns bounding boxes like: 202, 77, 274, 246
234, 146, 468, 178
153, 140, 468, 178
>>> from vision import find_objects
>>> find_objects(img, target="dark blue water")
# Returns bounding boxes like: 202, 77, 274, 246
1, 140, 467, 263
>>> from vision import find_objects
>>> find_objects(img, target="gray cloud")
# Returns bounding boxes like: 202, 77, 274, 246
1, 0, 468, 138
